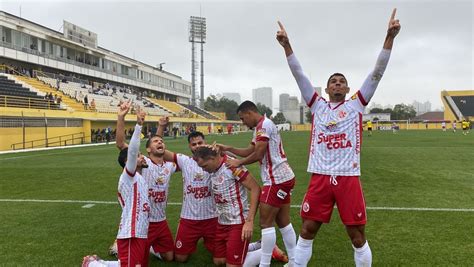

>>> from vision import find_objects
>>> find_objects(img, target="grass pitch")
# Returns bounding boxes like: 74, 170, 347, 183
0, 130, 473, 266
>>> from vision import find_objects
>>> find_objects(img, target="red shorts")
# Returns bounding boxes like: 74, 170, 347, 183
300, 174, 367, 225
174, 217, 218, 255
260, 178, 295, 207
147, 220, 174, 253
117, 238, 147, 267
214, 223, 249, 266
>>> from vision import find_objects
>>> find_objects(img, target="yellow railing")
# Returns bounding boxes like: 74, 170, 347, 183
11, 132, 86, 150
0, 95, 63, 110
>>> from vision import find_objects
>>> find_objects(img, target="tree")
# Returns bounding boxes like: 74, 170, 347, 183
203, 95, 240, 120
391, 104, 416, 120
272, 112, 287, 124
256, 103, 273, 118
370, 108, 384, 114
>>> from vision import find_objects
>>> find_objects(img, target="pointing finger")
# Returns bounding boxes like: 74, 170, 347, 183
390, 8, 397, 21
277, 21, 286, 31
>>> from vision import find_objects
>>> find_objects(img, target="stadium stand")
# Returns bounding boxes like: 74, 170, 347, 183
7, 74, 88, 112
180, 103, 221, 120
451, 96, 474, 117
441, 90, 474, 121
0, 74, 59, 110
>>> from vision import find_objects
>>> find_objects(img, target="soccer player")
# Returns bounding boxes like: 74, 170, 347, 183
218, 100, 297, 267
441, 121, 446, 132
366, 121, 373, 136
112, 102, 177, 263
276, 8, 400, 267
452, 120, 457, 133
83, 106, 151, 267
462, 119, 468, 135
193, 146, 261, 267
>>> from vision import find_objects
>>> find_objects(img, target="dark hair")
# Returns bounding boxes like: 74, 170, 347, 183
118, 148, 128, 168
236, 100, 259, 113
326, 73, 348, 88
187, 131, 205, 143
193, 146, 217, 160
146, 135, 163, 148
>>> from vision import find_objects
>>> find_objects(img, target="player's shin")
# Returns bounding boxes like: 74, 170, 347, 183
259, 227, 276, 267
279, 223, 296, 264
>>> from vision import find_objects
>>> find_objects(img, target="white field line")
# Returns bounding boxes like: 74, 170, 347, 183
81, 204, 95, 208
0, 199, 473, 212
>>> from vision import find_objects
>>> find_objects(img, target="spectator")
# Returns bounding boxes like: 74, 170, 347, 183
90, 99, 96, 111
83, 94, 89, 110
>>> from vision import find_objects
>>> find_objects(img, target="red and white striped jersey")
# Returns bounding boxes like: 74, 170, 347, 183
210, 155, 249, 225
307, 91, 366, 176
174, 153, 217, 220
117, 168, 150, 239
143, 157, 178, 222
252, 115, 295, 186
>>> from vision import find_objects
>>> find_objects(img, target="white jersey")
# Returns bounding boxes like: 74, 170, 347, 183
174, 153, 217, 220
143, 157, 177, 222
307, 92, 366, 176
287, 49, 391, 177
211, 155, 250, 225
117, 167, 150, 239
251, 115, 294, 185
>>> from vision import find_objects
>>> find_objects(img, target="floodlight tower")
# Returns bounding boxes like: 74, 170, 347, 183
189, 16, 206, 107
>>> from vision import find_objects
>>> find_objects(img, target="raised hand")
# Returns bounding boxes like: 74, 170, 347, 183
136, 107, 146, 126
118, 100, 131, 117
387, 8, 401, 38
158, 116, 169, 127
276, 21, 290, 47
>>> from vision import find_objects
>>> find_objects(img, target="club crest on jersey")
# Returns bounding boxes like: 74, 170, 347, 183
215, 175, 225, 185
338, 110, 347, 119
351, 93, 358, 100
325, 121, 338, 132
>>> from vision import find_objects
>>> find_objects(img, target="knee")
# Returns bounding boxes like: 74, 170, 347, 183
174, 254, 189, 263
213, 258, 226, 266
300, 226, 316, 240
161, 251, 174, 262
351, 237, 366, 248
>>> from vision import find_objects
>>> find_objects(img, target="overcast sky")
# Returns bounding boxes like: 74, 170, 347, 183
2, 0, 473, 110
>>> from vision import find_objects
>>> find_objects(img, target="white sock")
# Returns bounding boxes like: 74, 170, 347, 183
248, 240, 262, 252
259, 227, 276, 267
150, 246, 163, 260
244, 249, 262, 267
353, 241, 372, 267
294, 236, 313, 267
279, 223, 297, 265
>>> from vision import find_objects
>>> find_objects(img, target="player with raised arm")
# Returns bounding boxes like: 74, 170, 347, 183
103, 101, 177, 264
218, 100, 297, 267
276, 8, 400, 266
193, 146, 261, 267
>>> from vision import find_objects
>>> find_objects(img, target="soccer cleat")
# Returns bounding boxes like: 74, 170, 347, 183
81, 255, 99, 267
272, 244, 289, 263
108, 239, 118, 257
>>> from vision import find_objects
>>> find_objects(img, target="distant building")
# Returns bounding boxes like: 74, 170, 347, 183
222, 92, 241, 104
412, 101, 432, 115
252, 87, 272, 109
279, 93, 290, 111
